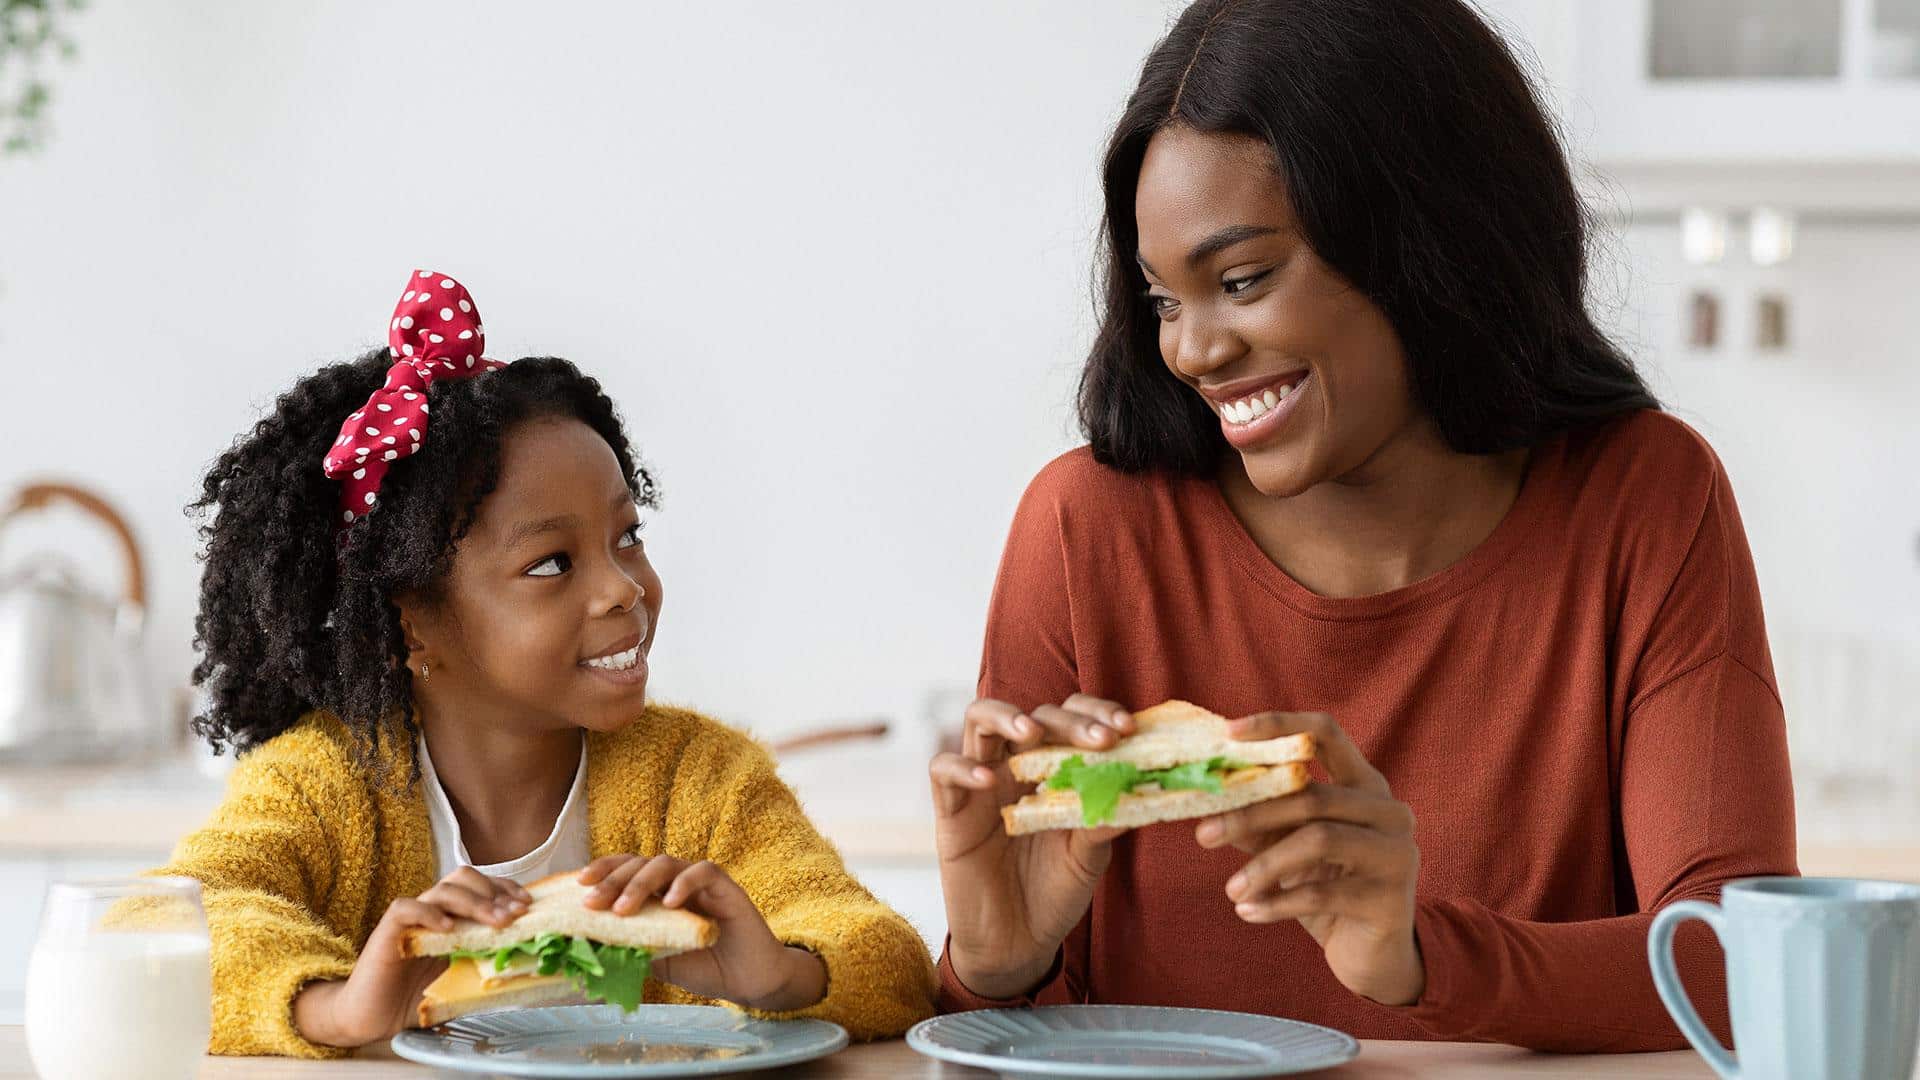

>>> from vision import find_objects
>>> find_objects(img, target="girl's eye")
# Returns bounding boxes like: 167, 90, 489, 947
617, 522, 647, 550
1147, 291, 1180, 319
526, 553, 571, 578
1223, 268, 1272, 297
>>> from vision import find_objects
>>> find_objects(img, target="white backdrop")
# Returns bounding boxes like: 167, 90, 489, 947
4, 0, 1914, 752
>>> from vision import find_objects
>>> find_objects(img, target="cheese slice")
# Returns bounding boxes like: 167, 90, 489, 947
425, 956, 572, 1004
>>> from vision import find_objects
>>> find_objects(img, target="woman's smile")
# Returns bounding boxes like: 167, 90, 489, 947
1201, 370, 1312, 451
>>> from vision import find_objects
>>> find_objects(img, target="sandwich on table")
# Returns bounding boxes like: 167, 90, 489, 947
1002, 699, 1316, 834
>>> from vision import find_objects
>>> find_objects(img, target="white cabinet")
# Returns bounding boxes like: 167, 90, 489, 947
1570, 0, 1920, 163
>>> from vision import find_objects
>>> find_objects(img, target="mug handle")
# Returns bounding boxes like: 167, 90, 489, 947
1648, 900, 1739, 1079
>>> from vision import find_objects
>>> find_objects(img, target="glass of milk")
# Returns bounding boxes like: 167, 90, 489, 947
25, 877, 211, 1080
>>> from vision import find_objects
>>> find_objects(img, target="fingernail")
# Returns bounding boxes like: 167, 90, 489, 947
1196, 821, 1223, 844
508, 899, 528, 911
1226, 873, 1247, 899
974, 767, 993, 782
1236, 902, 1258, 918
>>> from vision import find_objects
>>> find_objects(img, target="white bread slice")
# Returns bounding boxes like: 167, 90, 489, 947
416, 958, 586, 1027
1001, 761, 1310, 835
400, 871, 718, 959
1008, 699, 1315, 783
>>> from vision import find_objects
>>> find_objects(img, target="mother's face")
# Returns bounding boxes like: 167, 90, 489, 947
1135, 125, 1418, 496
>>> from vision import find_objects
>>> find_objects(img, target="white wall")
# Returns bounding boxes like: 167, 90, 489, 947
5, 0, 1917, 766
0, 1, 1184, 742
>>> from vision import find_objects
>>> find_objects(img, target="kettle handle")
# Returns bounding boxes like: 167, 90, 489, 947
3, 482, 147, 612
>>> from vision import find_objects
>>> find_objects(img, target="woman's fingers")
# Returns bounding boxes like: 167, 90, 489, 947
1196, 781, 1413, 852
1230, 874, 1386, 924
1225, 822, 1408, 905
962, 698, 1029, 761
1228, 711, 1391, 795
1062, 694, 1134, 735
1029, 704, 1129, 750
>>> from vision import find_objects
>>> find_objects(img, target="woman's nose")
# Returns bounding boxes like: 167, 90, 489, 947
1169, 309, 1247, 379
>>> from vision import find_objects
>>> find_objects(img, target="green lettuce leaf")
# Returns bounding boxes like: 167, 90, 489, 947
1043, 755, 1252, 825
449, 934, 654, 1012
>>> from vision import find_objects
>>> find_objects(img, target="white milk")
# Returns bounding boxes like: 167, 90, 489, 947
24, 932, 212, 1080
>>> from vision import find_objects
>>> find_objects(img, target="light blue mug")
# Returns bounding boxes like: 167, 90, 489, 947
1649, 877, 1920, 1080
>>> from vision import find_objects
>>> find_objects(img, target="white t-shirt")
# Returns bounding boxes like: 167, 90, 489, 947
419, 733, 592, 885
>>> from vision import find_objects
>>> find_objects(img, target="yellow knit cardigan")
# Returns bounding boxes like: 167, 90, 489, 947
148, 704, 935, 1058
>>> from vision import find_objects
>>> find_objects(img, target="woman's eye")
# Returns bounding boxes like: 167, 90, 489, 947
1147, 292, 1180, 318
1223, 269, 1272, 297
526, 553, 571, 578
617, 522, 647, 550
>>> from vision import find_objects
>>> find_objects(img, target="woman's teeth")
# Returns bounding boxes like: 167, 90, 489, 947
583, 644, 641, 672
1220, 382, 1296, 425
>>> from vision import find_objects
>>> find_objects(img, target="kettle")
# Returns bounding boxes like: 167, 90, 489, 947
0, 482, 170, 763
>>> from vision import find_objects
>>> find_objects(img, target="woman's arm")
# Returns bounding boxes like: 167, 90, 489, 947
1395, 458, 1795, 1051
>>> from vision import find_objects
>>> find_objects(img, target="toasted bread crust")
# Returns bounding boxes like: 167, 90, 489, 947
1007, 700, 1315, 783
399, 869, 717, 960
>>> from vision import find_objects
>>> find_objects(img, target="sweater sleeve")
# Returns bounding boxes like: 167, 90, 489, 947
1396, 456, 1797, 1051
674, 736, 936, 1039
937, 464, 1088, 1012
149, 752, 361, 1059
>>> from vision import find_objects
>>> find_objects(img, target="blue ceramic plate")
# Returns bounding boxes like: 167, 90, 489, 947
390, 1004, 848, 1077
907, 1005, 1360, 1079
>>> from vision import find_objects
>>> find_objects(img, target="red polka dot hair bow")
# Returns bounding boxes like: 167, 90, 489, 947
322, 270, 508, 524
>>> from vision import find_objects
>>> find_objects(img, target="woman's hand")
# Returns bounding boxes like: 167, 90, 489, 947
576, 854, 826, 1013
1196, 711, 1424, 1006
929, 694, 1135, 1000
292, 868, 530, 1047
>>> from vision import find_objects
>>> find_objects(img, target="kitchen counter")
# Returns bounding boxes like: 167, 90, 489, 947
0, 1024, 1723, 1078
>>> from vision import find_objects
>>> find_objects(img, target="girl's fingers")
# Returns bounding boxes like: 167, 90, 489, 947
578, 854, 637, 886
1228, 712, 1391, 795
614, 857, 689, 915
1225, 822, 1405, 904
385, 897, 454, 932
662, 861, 741, 912
1196, 782, 1415, 852
1028, 704, 1126, 750
583, 857, 647, 910
445, 866, 529, 908
1063, 694, 1134, 735
421, 882, 517, 926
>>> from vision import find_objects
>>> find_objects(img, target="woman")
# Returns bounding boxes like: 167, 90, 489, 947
928, 0, 1793, 1053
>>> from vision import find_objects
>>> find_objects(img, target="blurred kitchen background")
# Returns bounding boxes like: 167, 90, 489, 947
1, 0, 1916, 1023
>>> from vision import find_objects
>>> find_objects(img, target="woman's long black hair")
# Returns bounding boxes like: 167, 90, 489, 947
188, 352, 658, 770
1080, 0, 1658, 473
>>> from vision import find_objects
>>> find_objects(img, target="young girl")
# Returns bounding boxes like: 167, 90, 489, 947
153, 270, 935, 1057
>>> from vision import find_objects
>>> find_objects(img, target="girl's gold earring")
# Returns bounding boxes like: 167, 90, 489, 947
421, 662, 430, 683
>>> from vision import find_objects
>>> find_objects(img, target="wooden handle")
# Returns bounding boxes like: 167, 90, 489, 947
767, 721, 891, 756
4, 482, 147, 611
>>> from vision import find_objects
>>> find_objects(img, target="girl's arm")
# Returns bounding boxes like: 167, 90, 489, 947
148, 741, 368, 1059
667, 736, 937, 1040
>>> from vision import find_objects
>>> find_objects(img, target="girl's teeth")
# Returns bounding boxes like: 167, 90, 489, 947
585, 645, 640, 671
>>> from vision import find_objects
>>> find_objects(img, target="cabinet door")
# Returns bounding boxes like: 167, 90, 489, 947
1574, 0, 1920, 163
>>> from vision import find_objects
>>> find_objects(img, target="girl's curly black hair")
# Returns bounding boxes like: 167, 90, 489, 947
187, 352, 658, 771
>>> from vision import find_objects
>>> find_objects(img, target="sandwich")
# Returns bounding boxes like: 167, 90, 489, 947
400, 870, 718, 1027
1001, 699, 1315, 835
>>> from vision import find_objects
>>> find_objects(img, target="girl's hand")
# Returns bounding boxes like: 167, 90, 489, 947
1196, 711, 1425, 1006
577, 855, 826, 1013
293, 868, 530, 1047
929, 695, 1135, 1000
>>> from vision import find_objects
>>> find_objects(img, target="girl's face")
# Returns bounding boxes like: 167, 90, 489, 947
401, 416, 662, 735
1133, 125, 1421, 497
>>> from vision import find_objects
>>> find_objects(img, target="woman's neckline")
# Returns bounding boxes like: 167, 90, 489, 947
1188, 436, 1561, 622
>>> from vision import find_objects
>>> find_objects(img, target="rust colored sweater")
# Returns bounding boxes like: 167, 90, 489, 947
937, 410, 1796, 1052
